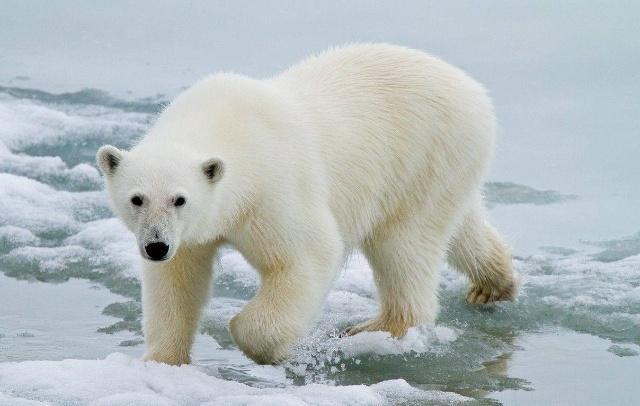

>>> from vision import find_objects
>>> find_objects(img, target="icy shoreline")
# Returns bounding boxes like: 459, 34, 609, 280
0, 353, 469, 405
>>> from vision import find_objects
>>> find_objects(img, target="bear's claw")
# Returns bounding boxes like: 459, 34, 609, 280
341, 317, 410, 338
466, 280, 518, 304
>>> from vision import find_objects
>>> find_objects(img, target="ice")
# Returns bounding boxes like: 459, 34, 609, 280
215, 249, 259, 298
1, 218, 140, 299
332, 254, 377, 296
0, 353, 470, 405
0, 225, 39, 250
0, 392, 48, 406
538, 246, 580, 256
582, 232, 640, 263
0, 142, 101, 190
0, 90, 151, 206
0, 93, 150, 152
331, 326, 459, 359
0, 86, 163, 114
0, 173, 96, 238
64, 218, 140, 279
484, 181, 578, 207
607, 344, 640, 357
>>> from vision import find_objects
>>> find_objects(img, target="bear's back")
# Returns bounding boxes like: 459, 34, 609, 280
270, 44, 496, 241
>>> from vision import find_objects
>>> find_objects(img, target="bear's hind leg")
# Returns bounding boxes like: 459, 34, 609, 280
344, 210, 451, 338
447, 202, 519, 304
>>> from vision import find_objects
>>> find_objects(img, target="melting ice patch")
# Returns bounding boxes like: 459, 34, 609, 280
582, 231, 640, 263
0, 91, 153, 187
0, 225, 39, 249
0, 86, 164, 114
484, 181, 578, 207
0, 173, 108, 237
0, 142, 101, 191
0, 92, 152, 151
608, 344, 640, 357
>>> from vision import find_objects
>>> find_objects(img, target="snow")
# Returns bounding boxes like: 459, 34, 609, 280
0, 353, 469, 405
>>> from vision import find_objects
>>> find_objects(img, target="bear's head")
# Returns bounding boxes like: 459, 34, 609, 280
96, 143, 225, 262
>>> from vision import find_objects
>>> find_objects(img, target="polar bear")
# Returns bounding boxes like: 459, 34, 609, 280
97, 44, 518, 365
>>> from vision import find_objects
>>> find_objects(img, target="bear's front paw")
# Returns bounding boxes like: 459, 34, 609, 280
143, 350, 190, 366
229, 311, 294, 365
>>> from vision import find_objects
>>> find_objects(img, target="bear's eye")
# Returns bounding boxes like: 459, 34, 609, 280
131, 196, 143, 206
174, 196, 186, 207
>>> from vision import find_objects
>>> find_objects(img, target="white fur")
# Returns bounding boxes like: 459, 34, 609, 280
97, 44, 517, 365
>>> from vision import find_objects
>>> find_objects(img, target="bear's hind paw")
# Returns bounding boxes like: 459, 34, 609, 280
466, 278, 519, 304
341, 317, 410, 338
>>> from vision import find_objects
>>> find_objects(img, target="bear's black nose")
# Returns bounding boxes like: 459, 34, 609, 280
145, 242, 169, 260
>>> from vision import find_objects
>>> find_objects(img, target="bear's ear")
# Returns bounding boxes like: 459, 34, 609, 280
201, 158, 225, 183
96, 145, 124, 176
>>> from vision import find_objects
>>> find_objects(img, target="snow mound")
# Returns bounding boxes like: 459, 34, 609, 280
0, 353, 470, 405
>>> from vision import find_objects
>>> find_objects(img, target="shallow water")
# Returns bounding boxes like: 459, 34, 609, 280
0, 273, 139, 362
1, 2, 639, 405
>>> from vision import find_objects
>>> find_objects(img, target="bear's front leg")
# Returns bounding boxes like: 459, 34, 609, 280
230, 253, 340, 364
141, 244, 216, 365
